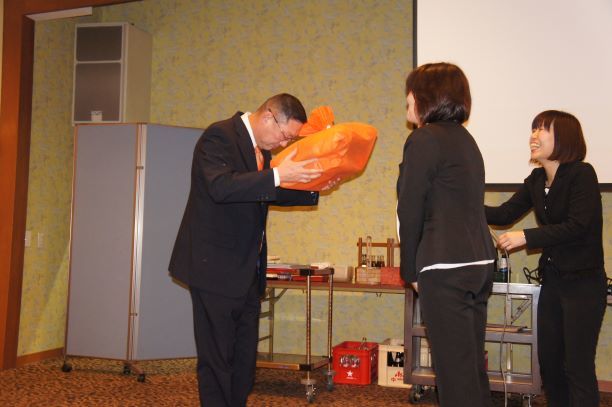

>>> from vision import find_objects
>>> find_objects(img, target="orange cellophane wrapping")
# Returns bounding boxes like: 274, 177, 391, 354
298, 106, 335, 136
270, 107, 377, 191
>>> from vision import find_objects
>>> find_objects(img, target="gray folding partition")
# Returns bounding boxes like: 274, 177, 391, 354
65, 124, 200, 377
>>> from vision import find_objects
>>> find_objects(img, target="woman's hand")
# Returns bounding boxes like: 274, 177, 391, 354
497, 230, 526, 251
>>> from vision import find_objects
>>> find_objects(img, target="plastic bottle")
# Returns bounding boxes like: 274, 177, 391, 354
498, 253, 509, 283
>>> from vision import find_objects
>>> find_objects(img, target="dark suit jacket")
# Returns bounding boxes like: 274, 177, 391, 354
397, 121, 495, 283
485, 161, 604, 276
169, 112, 318, 297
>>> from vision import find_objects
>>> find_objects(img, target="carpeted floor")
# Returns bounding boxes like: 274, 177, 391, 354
1, 357, 611, 406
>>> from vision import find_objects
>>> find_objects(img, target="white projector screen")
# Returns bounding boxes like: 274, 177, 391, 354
416, 0, 612, 184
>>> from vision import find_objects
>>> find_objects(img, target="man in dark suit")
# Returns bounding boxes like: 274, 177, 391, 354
169, 93, 323, 407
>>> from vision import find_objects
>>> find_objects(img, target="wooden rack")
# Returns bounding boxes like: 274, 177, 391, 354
356, 237, 400, 267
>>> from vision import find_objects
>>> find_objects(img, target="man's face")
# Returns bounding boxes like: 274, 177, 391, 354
257, 110, 302, 150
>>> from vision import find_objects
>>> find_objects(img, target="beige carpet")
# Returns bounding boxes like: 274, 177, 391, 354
1, 357, 610, 406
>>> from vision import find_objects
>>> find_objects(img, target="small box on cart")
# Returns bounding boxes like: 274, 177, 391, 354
332, 341, 378, 385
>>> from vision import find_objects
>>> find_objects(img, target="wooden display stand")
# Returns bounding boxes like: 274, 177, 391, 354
356, 237, 399, 267
356, 237, 402, 285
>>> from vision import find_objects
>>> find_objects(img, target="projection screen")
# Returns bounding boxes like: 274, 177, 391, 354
416, 0, 612, 184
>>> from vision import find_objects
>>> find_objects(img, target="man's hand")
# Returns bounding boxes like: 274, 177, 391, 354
276, 150, 323, 184
497, 230, 526, 251
320, 176, 342, 191
411, 282, 418, 293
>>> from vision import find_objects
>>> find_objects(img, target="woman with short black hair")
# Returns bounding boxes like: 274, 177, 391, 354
485, 110, 606, 407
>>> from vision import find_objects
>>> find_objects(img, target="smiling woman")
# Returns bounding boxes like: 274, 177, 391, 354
529, 126, 554, 166
486, 111, 606, 406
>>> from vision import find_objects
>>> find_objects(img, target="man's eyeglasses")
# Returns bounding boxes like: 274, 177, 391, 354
268, 108, 296, 141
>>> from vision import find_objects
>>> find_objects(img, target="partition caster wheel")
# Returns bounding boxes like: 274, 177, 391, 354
409, 384, 425, 404
61, 362, 72, 373
137, 373, 146, 383
123, 365, 131, 375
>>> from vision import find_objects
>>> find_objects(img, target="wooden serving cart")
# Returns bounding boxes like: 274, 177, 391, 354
257, 267, 334, 403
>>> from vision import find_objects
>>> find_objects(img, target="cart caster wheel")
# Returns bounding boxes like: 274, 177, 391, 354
123, 365, 131, 375
409, 384, 425, 404
61, 362, 72, 373
305, 385, 316, 403
137, 373, 146, 383
325, 369, 335, 391
521, 394, 533, 407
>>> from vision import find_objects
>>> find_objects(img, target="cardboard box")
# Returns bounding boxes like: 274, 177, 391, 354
377, 338, 410, 388
380, 267, 404, 286
419, 338, 431, 367
332, 341, 378, 385
355, 267, 381, 285
331, 265, 353, 282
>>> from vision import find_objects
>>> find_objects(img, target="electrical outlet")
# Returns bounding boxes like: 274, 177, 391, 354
25, 230, 31, 248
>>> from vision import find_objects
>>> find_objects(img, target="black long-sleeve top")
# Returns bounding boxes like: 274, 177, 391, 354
485, 161, 604, 276
397, 121, 495, 283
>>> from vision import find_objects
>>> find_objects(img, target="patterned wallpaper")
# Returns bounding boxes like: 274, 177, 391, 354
21, 0, 610, 381
19, 20, 78, 356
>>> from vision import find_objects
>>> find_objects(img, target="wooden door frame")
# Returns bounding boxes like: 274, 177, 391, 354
0, 0, 136, 370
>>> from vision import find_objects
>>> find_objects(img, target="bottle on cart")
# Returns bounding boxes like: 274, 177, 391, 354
387, 351, 395, 367
498, 253, 509, 283
395, 351, 404, 367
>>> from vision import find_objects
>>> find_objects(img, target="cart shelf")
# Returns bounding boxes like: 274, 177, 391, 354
409, 323, 535, 344
256, 353, 330, 371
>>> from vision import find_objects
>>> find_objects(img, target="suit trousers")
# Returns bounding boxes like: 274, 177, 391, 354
537, 264, 607, 407
417, 264, 494, 407
189, 274, 261, 407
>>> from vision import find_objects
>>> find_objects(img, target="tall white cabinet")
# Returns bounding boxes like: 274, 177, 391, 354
63, 124, 201, 380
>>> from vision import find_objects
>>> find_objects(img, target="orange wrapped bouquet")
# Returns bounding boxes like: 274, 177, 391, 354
271, 106, 377, 191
